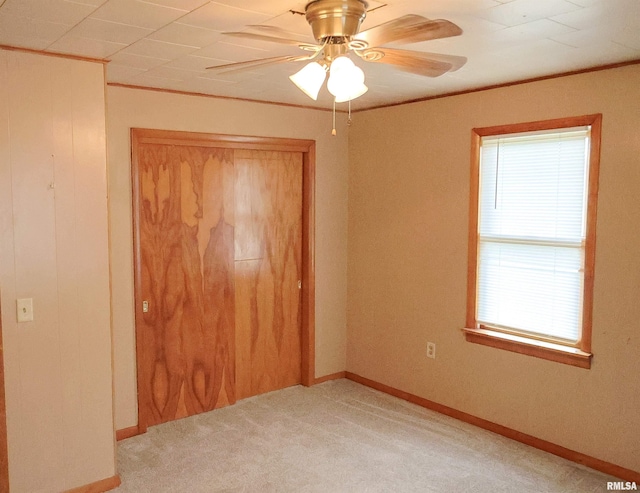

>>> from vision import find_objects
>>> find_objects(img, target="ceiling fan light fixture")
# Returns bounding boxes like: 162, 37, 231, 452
289, 61, 327, 100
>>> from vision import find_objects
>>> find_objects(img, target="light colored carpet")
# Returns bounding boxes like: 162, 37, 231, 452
115, 379, 614, 492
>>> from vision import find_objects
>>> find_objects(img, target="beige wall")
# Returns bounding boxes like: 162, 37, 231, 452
347, 64, 640, 473
107, 86, 349, 430
0, 50, 116, 492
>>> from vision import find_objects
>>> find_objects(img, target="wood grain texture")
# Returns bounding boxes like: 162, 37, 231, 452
466, 131, 481, 330
300, 147, 316, 387
314, 372, 346, 384
463, 328, 591, 369
346, 372, 640, 484
115, 426, 141, 442
581, 114, 602, 354
132, 128, 316, 428
0, 297, 8, 493
134, 141, 236, 429
235, 150, 303, 400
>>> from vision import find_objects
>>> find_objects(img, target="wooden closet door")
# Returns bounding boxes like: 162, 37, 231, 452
135, 143, 235, 429
234, 150, 303, 400
0, 297, 8, 493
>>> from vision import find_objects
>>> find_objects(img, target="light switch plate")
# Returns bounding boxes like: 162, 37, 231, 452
17, 298, 34, 323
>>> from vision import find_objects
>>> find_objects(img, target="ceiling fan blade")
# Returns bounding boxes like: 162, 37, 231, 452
355, 15, 463, 47
222, 31, 308, 47
206, 55, 308, 74
395, 50, 467, 72
363, 48, 466, 77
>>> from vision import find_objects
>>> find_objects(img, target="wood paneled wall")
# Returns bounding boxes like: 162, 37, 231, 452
0, 49, 116, 492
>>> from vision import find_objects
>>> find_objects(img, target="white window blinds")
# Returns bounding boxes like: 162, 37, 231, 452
476, 127, 591, 342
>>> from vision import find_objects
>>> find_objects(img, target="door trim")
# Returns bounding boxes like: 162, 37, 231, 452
0, 296, 9, 491
131, 128, 316, 432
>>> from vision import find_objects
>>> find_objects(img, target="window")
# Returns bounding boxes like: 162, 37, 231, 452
464, 115, 602, 369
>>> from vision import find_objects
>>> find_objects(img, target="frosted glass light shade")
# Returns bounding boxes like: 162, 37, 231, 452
327, 61, 367, 102
289, 62, 327, 100
334, 82, 368, 102
329, 56, 355, 74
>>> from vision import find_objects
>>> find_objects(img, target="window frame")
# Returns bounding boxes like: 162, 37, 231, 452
464, 114, 602, 369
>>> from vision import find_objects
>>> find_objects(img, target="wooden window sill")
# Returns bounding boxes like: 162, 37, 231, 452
462, 327, 592, 369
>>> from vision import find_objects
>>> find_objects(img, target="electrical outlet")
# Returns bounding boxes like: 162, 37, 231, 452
426, 342, 436, 359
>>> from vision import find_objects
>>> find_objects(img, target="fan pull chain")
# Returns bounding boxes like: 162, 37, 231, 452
347, 100, 352, 126
332, 99, 336, 136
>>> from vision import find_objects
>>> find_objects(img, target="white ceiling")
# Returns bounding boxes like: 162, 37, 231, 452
0, 0, 638, 110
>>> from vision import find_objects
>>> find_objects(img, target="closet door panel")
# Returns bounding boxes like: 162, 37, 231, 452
135, 143, 235, 429
234, 150, 303, 400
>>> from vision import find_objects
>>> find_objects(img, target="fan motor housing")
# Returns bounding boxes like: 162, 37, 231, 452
305, 0, 368, 41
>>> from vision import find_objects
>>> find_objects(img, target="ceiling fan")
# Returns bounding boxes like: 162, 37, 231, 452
207, 0, 467, 104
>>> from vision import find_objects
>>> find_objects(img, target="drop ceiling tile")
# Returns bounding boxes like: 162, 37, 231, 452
196, 69, 257, 82
551, 1, 640, 31
493, 37, 575, 61
49, 35, 127, 58
90, 0, 187, 30
0, 31, 50, 50
179, 76, 238, 94
138, 66, 187, 81
211, 0, 304, 16
550, 25, 618, 48
178, 2, 271, 32
128, 72, 190, 89
259, 14, 315, 39
211, 35, 302, 57
143, 65, 202, 81
148, 22, 222, 47
108, 51, 170, 69
67, 17, 152, 44
491, 18, 576, 44
476, 0, 582, 27
194, 41, 270, 62
613, 26, 640, 51
0, 13, 71, 47
194, 73, 244, 86
139, 0, 209, 10
209, 84, 277, 101
164, 54, 226, 71
399, 0, 502, 17
105, 63, 147, 82
121, 39, 198, 59
68, 0, 108, 6
0, 0, 96, 25
453, 15, 511, 34
562, 0, 603, 6
410, 31, 502, 58
567, 40, 639, 66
